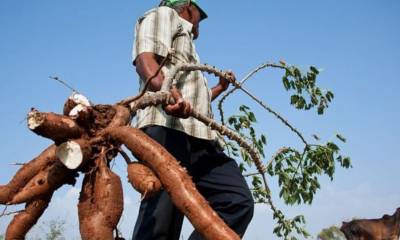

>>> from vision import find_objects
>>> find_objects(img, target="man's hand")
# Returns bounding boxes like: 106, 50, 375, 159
219, 71, 235, 91
163, 86, 192, 118
211, 70, 236, 101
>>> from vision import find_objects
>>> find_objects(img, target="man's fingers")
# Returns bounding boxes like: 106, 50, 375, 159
165, 103, 181, 112
183, 101, 191, 117
170, 86, 182, 102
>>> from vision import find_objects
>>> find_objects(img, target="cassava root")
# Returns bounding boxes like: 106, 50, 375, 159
0, 145, 57, 204
78, 155, 123, 240
127, 162, 162, 198
106, 126, 240, 240
5, 193, 52, 240
8, 161, 77, 205
27, 109, 85, 143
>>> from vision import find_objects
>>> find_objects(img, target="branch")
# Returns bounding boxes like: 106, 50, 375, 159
9, 163, 26, 166
161, 63, 236, 91
125, 90, 265, 174
218, 62, 285, 124
265, 147, 292, 170
128, 91, 173, 115
244, 147, 291, 178
49, 76, 79, 93
215, 62, 309, 146
189, 108, 265, 174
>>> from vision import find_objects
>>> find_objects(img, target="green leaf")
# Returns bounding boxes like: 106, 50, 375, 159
290, 95, 299, 105
342, 157, 351, 168
310, 66, 320, 74
283, 76, 291, 90
228, 117, 237, 125
317, 105, 324, 115
239, 105, 250, 112
336, 134, 347, 143
248, 112, 257, 122
261, 134, 267, 144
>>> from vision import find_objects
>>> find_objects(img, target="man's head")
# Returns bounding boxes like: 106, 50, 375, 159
159, 0, 207, 39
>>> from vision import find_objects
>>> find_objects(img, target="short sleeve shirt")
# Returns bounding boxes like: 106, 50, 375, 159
132, 6, 219, 142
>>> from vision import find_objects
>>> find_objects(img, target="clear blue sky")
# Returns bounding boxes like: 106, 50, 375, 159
1, 1, 399, 239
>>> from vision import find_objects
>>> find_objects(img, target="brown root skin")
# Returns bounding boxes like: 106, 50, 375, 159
9, 161, 77, 205
107, 126, 240, 240
108, 105, 131, 128
27, 110, 85, 144
63, 92, 92, 117
78, 157, 123, 240
0, 145, 57, 204
63, 98, 77, 116
5, 193, 52, 240
127, 162, 162, 198
71, 106, 93, 129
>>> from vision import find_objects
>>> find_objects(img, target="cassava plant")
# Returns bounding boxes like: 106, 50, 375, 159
0, 56, 349, 240
219, 61, 351, 239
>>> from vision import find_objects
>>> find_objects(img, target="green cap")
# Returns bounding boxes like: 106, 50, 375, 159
159, 0, 208, 21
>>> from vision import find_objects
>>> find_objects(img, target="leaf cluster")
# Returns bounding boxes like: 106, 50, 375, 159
227, 105, 266, 171
281, 64, 333, 114
225, 108, 351, 239
223, 62, 351, 239
267, 140, 351, 206
226, 106, 311, 239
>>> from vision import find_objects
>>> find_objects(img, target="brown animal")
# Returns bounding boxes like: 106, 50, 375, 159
340, 208, 400, 240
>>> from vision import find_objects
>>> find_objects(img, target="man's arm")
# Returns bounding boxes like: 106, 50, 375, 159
136, 52, 191, 118
135, 52, 165, 92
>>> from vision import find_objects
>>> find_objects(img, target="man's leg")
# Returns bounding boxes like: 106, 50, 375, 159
188, 139, 254, 239
132, 126, 190, 240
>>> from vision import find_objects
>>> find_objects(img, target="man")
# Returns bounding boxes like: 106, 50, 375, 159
132, 1, 254, 239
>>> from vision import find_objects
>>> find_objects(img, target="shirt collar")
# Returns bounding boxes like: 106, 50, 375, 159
178, 16, 194, 33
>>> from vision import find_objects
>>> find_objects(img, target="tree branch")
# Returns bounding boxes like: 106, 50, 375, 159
218, 62, 285, 124
50, 76, 79, 93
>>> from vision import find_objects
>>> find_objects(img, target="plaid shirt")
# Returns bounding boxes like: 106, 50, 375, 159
132, 6, 219, 141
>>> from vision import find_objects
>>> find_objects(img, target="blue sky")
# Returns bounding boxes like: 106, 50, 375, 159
0, 0, 399, 239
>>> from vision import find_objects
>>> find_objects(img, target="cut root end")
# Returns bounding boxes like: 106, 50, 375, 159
56, 140, 91, 170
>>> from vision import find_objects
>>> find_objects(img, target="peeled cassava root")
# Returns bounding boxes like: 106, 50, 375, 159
5, 193, 52, 240
107, 126, 240, 240
0, 145, 57, 204
78, 156, 124, 240
127, 162, 162, 198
